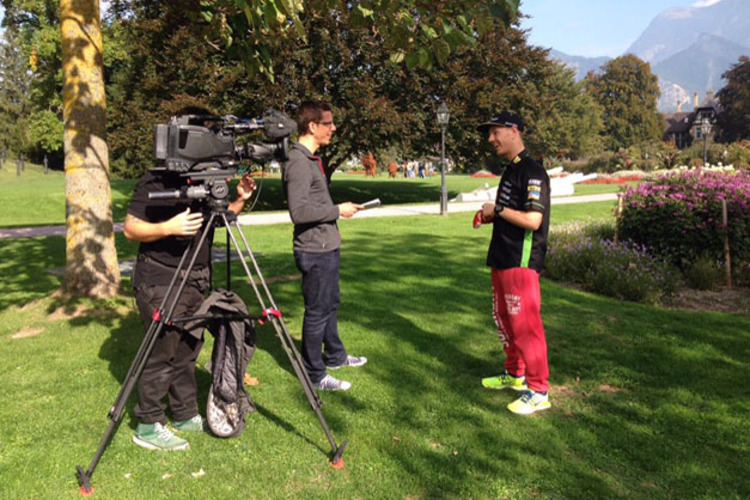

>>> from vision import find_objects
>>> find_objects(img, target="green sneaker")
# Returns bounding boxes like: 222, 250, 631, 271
481, 371, 528, 391
133, 422, 189, 451
173, 415, 206, 432
507, 390, 551, 415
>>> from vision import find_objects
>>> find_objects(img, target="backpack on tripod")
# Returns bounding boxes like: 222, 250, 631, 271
184, 289, 257, 438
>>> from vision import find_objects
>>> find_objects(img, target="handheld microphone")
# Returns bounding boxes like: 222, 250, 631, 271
361, 198, 381, 209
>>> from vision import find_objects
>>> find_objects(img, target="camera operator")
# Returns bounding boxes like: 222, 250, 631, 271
476, 111, 552, 415
123, 108, 257, 450
282, 100, 367, 391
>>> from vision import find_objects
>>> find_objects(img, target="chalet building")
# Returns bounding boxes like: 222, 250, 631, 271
663, 91, 722, 149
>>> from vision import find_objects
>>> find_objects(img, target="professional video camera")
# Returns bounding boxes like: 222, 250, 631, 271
149, 109, 296, 208
154, 109, 296, 172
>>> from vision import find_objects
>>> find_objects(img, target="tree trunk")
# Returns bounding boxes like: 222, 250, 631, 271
60, 0, 121, 297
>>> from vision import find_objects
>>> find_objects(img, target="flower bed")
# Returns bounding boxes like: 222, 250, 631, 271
579, 176, 643, 184
618, 169, 750, 267
545, 222, 679, 305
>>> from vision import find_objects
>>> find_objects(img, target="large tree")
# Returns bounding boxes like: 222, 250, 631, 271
717, 56, 750, 142
585, 54, 662, 151
0, 24, 31, 152
1, 0, 65, 162
526, 61, 603, 162
60, 0, 121, 297
104, 1, 531, 177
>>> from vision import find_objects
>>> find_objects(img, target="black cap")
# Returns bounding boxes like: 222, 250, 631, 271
477, 111, 524, 133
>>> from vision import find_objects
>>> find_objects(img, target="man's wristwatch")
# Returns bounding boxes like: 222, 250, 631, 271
494, 203, 505, 217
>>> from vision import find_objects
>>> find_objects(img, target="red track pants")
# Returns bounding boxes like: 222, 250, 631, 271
491, 267, 549, 392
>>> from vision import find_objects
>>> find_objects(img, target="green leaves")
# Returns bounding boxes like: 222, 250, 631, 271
212, 0, 519, 78
433, 39, 451, 66
490, 0, 521, 27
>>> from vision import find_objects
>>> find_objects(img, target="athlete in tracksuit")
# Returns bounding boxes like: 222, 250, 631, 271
476, 111, 552, 415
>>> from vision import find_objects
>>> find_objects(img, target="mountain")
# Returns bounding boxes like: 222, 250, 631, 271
627, 0, 750, 64
544, 0, 750, 112
653, 33, 748, 109
628, 0, 750, 111
548, 50, 609, 80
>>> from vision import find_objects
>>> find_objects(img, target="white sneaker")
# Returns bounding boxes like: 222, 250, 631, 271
314, 374, 351, 391
329, 355, 368, 369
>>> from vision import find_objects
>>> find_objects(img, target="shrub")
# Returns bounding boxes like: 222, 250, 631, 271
732, 260, 750, 287
727, 141, 750, 168
684, 255, 722, 291
618, 169, 750, 269
545, 224, 679, 304
582, 151, 616, 174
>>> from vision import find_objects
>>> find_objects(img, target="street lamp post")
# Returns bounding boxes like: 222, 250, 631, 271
437, 102, 450, 216
701, 117, 711, 166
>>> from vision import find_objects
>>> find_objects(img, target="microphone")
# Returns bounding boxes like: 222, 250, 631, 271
361, 198, 381, 210
262, 109, 297, 140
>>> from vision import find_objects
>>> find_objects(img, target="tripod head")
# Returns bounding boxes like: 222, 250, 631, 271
148, 168, 239, 212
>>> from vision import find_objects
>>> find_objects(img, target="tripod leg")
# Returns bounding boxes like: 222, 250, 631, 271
223, 215, 347, 465
76, 213, 218, 492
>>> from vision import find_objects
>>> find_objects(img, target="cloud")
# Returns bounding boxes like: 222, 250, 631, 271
692, 0, 723, 7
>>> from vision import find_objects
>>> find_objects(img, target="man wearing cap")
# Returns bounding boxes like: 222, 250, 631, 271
475, 111, 552, 415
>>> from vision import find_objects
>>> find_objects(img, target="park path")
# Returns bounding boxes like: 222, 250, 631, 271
0, 193, 617, 239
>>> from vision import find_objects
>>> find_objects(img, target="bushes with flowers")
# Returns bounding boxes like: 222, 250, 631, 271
544, 222, 680, 304
617, 169, 750, 268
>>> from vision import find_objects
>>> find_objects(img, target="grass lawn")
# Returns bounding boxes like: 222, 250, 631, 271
1, 196, 749, 499
0, 163, 623, 228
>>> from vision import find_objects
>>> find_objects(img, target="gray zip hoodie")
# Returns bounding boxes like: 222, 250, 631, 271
282, 143, 341, 252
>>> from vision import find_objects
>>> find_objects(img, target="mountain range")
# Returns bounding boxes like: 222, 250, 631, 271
547, 0, 750, 112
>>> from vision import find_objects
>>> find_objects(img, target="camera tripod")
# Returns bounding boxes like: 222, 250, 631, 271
76, 207, 347, 495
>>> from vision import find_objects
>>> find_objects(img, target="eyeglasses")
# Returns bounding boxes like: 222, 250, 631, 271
316, 121, 334, 127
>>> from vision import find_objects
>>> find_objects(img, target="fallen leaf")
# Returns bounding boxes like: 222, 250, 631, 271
392, 437, 401, 442
11, 327, 44, 339
452, 450, 459, 456
124, 473, 132, 479
162, 473, 172, 480
191, 468, 206, 478
243, 373, 259, 386
430, 441, 441, 449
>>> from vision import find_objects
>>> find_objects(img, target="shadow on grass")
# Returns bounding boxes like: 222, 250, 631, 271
0, 236, 66, 309
323, 226, 623, 497
310, 221, 750, 498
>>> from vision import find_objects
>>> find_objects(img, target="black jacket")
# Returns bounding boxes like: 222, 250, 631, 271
185, 289, 256, 437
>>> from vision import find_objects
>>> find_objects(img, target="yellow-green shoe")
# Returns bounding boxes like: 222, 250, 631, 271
507, 390, 551, 415
481, 371, 528, 391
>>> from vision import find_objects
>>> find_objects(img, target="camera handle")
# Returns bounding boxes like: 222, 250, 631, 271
76, 210, 346, 495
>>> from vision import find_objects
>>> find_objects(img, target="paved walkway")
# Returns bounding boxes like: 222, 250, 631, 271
0, 193, 617, 239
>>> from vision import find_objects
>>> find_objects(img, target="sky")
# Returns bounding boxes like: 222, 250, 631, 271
520, 0, 725, 58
